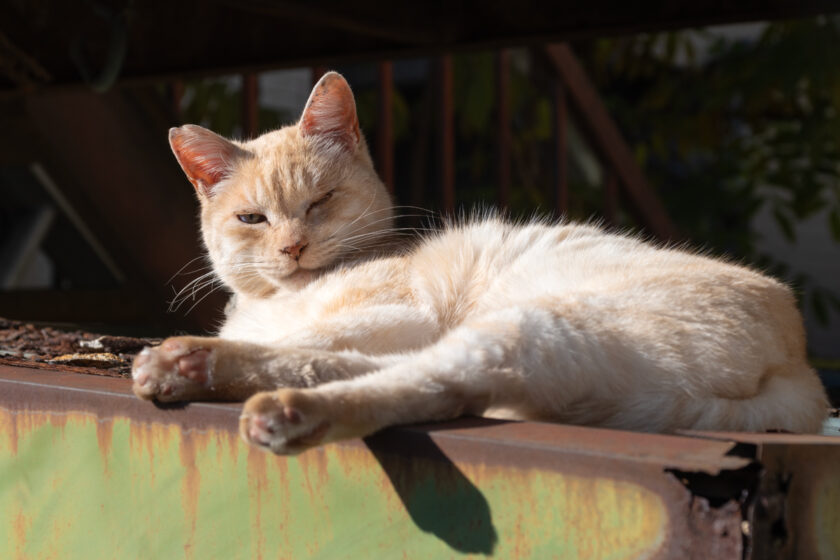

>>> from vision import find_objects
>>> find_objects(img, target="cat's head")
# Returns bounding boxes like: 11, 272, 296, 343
169, 72, 393, 297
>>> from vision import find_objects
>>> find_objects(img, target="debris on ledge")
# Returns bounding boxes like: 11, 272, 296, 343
0, 317, 160, 377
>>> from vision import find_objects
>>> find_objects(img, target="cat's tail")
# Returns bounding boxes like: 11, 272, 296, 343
694, 363, 828, 433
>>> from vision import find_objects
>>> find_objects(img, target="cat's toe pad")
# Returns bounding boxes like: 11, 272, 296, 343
132, 338, 213, 401
240, 390, 330, 454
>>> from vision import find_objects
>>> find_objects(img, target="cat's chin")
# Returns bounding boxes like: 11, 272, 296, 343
265, 268, 320, 292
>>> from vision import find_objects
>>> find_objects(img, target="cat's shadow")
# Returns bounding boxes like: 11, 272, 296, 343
364, 424, 498, 555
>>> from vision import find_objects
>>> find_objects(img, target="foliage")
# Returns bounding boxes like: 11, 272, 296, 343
580, 19, 840, 324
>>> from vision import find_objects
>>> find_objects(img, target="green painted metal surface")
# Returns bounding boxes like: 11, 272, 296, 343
5, 366, 839, 559
0, 408, 670, 559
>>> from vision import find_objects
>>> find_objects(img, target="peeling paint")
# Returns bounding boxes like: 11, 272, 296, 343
95, 418, 114, 476
0, 407, 675, 559
178, 433, 201, 559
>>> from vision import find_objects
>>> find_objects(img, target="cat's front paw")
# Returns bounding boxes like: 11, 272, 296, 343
132, 337, 214, 402
239, 389, 330, 455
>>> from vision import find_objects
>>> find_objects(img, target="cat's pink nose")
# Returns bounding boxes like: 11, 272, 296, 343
281, 240, 308, 260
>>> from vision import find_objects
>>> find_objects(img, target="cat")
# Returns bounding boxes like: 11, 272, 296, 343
132, 71, 828, 455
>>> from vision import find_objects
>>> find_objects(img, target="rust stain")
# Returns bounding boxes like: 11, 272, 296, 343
0, 408, 18, 455
43, 512, 69, 560
95, 418, 114, 476
300, 447, 338, 554
333, 444, 367, 481
267, 447, 293, 557
128, 422, 161, 488
192, 426, 213, 457
47, 411, 68, 430
299, 447, 331, 500
179, 431, 201, 560
247, 445, 268, 560
225, 429, 241, 468
13, 511, 31, 560
13, 411, 34, 441
4, 410, 55, 454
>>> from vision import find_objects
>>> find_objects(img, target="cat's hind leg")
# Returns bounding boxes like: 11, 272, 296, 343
241, 307, 586, 454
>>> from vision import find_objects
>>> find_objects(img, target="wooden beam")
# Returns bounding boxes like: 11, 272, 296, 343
604, 171, 619, 226
437, 55, 455, 213
3, 1, 837, 94
554, 79, 569, 216
312, 66, 328, 86
241, 73, 259, 139
0, 30, 50, 89
377, 61, 394, 194
169, 80, 184, 122
543, 44, 679, 240
495, 50, 511, 209
21, 90, 225, 331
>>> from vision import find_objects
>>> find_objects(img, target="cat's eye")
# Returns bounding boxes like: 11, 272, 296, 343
237, 213, 267, 224
307, 190, 335, 213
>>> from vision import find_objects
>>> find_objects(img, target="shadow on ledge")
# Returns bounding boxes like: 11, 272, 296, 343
364, 428, 498, 555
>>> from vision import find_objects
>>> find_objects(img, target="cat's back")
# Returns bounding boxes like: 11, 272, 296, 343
407, 217, 802, 352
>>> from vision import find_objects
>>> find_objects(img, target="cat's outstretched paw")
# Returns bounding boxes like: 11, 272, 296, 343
132, 337, 214, 402
240, 389, 331, 455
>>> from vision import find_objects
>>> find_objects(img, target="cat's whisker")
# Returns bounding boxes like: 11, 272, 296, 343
324, 203, 427, 240
183, 281, 228, 316
171, 274, 217, 304
169, 270, 224, 311
169, 268, 216, 293
166, 256, 213, 284
327, 226, 429, 250
333, 213, 433, 239
340, 228, 432, 244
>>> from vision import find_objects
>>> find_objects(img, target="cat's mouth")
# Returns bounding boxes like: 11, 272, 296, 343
260, 261, 320, 288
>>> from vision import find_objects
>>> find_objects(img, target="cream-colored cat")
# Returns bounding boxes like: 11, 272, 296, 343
132, 72, 828, 454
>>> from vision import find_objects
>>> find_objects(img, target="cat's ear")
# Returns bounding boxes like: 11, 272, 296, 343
169, 124, 244, 197
300, 72, 361, 151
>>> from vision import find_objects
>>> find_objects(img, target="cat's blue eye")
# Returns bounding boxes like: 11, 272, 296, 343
237, 213, 267, 224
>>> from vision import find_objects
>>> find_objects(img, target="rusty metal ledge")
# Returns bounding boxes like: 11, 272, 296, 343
1, 363, 838, 559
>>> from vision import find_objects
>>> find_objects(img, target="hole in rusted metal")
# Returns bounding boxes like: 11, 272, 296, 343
667, 462, 761, 509
667, 462, 762, 559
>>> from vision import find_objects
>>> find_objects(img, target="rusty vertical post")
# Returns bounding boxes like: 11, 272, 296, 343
170, 81, 184, 122
377, 61, 395, 194
543, 44, 678, 239
437, 55, 455, 213
554, 79, 569, 216
604, 171, 618, 226
496, 50, 511, 209
242, 73, 259, 139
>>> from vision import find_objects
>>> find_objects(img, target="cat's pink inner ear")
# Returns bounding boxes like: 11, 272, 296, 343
169, 125, 240, 196
300, 72, 361, 150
